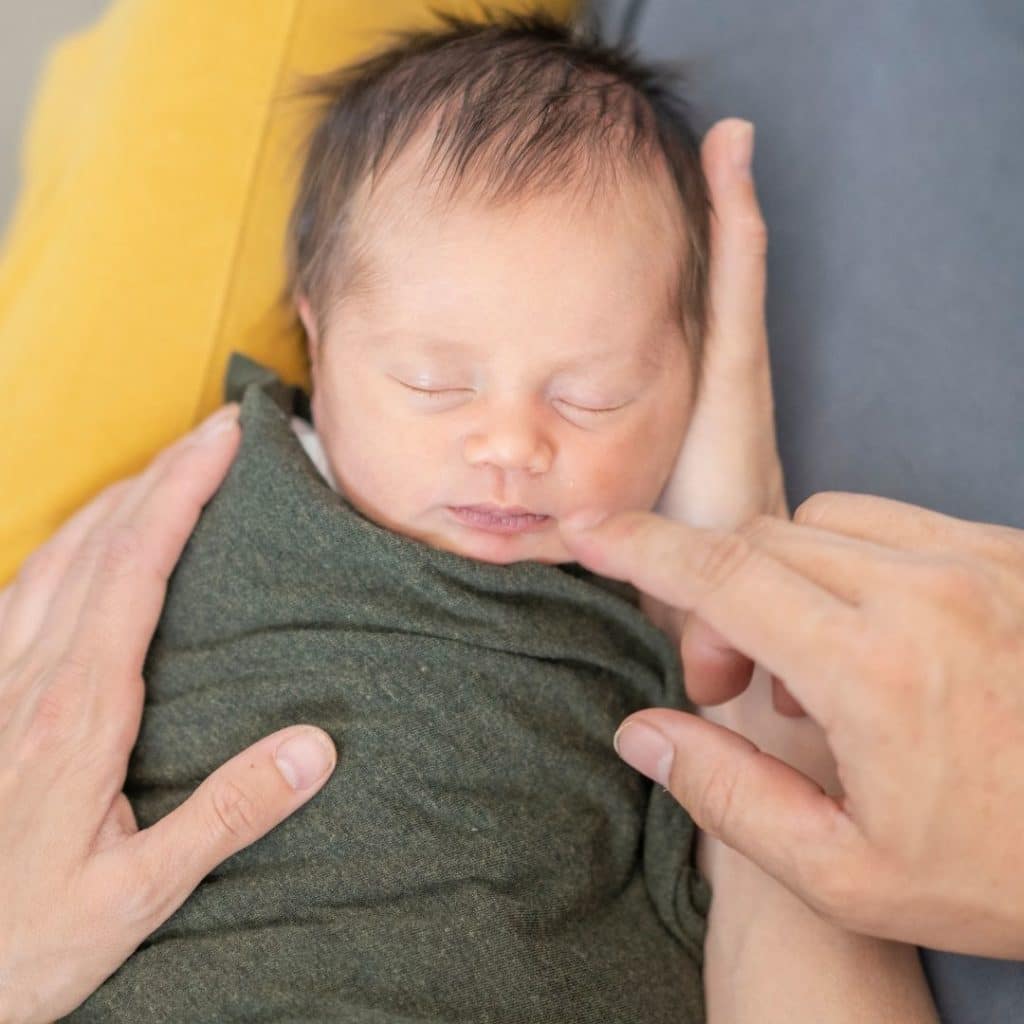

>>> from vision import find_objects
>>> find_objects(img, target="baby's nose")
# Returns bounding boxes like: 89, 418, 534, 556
462, 411, 554, 475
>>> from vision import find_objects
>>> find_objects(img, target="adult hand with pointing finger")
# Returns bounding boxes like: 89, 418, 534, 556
561, 493, 1024, 958
0, 406, 338, 1023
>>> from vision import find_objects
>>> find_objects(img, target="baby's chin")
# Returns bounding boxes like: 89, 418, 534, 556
423, 528, 573, 569
408, 521, 573, 566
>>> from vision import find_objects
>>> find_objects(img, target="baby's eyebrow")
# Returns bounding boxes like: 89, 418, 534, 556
370, 329, 467, 356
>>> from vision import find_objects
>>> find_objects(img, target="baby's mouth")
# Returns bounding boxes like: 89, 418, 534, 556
447, 504, 552, 535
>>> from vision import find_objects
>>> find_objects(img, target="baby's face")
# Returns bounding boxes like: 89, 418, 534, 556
302, 162, 695, 565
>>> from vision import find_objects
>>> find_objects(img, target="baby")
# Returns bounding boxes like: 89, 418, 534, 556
67, 12, 713, 1023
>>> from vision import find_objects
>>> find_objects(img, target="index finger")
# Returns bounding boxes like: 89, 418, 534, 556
561, 510, 857, 724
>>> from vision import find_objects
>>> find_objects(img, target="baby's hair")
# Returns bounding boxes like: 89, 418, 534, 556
287, 7, 710, 358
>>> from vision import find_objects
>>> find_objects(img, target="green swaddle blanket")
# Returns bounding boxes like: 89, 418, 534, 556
66, 357, 709, 1023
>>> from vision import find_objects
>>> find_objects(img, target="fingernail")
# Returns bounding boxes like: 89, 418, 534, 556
197, 404, 240, 441
562, 509, 609, 532
613, 720, 674, 787
275, 729, 336, 790
731, 120, 754, 176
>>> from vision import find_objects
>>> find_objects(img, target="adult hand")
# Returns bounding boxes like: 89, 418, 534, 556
561, 494, 1024, 957
0, 406, 338, 1023
649, 118, 791, 707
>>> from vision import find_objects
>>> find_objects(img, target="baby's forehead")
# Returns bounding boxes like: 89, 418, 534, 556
327, 122, 691, 356
345, 247, 683, 380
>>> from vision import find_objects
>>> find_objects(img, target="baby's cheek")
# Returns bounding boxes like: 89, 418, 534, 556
320, 420, 390, 500
569, 434, 667, 512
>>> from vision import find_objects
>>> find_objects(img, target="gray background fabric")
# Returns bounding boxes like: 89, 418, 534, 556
4, 5, 1014, 509
598, 0, 1024, 529
586, 1, 1023, 1021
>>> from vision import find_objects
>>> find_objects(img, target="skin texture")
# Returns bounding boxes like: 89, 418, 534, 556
298, 132, 696, 565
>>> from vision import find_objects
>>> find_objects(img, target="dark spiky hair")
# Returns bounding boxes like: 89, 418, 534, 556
286, 8, 710, 356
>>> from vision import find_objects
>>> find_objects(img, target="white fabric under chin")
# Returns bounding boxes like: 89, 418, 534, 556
290, 416, 340, 494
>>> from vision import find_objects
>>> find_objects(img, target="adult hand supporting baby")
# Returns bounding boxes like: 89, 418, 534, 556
655, 119, 786, 530
561, 494, 1024, 958
0, 406, 338, 1023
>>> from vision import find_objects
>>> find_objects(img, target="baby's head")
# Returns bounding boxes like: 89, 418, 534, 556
288, 11, 709, 565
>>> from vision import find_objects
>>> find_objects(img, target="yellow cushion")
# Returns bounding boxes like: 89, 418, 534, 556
0, 0, 578, 585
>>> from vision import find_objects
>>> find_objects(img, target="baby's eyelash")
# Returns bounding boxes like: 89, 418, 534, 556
397, 381, 469, 397
393, 378, 629, 413
557, 399, 630, 414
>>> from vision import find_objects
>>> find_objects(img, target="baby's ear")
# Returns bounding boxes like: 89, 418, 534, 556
296, 293, 318, 347
296, 293, 321, 388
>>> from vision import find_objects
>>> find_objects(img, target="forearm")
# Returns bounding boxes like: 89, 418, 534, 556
702, 840, 938, 1024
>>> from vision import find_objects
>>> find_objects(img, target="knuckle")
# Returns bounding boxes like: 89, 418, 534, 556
694, 530, 757, 596
95, 523, 144, 580
32, 685, 72, 734
57, 648, 95, 684
209, 778, 261, 841
20, 676, 82, 755
694, 760, 742, 839
738, 210, 768, 252
852, 633, 916, 706
737, 513, 775, 544
973, 525, 1024, 573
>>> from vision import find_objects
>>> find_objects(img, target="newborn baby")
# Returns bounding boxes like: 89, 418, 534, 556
68, 12, 713, 1023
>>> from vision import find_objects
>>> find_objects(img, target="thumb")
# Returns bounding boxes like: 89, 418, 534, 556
614, 709, 864, 911
114, 725, 337, 932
